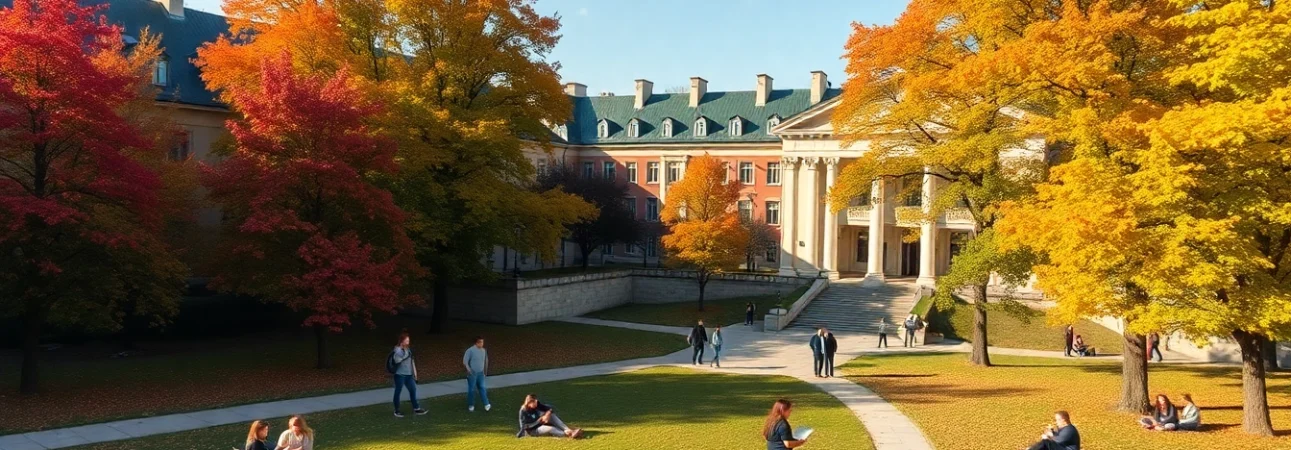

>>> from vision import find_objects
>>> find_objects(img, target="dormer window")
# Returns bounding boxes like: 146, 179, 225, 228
597, 119, 609, 138
729, 117, 743, 137
628, 119, 640, 138
694, 117, 707, 137
662, 118, 674, 138
556, 124, 568, 140
767, 115, 781, 130
153, 56, 169, 86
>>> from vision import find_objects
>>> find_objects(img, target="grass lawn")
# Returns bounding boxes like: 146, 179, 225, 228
931, 300, 1124, 354
77, 367, 874, 450
843, 353, 1291, 450
0, 318, 684, 434
582, 286, 810, 327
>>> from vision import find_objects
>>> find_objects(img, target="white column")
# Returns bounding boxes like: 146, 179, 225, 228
917, 167, 938, 286
822, 157, 840, 279
863, 178, 886, 286
658, 155, 668, 206
801, 157, 821, 276
778, 157, 800, 276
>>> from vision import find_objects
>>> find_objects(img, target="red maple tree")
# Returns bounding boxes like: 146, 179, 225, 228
203, 53, 423, 368
0, 0, 186, 394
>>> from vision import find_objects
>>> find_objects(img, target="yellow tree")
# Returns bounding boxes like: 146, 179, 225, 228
662, 155, 747, 311
829, 0, 1045, 366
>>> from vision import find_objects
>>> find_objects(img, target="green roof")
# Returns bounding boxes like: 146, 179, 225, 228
564, 88, 840, 145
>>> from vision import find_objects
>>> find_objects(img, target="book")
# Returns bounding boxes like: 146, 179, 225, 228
793, 426, 814, 440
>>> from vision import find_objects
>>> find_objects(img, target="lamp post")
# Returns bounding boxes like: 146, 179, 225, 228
512, 225, 523, 278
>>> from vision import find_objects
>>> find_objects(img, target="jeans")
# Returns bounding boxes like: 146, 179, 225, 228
824, 353, 835, 377
813, 353, 825, 376
878, 333, 888, 348
1065, 340, 1073, 357
712, 345, 722, 366
466, 372, 490, 408
692, 346, 705, 364
904, 330, 916, 347
745, 312, 754, 325
1150, 346, 1163, 362
529, 415, 570, 437
392, 374, 420, 412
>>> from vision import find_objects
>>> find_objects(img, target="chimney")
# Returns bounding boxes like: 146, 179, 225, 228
634, 79, 653, 109
157, 0, 184, 18
810, 71, 828, 105
689, 77, 707, 108
564, 82, 587, 97
755, 74, 773, 107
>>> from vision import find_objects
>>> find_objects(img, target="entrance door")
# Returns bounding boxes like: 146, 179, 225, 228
901, 239, 920, 277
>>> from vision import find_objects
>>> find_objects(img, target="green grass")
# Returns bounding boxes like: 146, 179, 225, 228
842, 353, 1291, 450
583, 286, 811, 327
929, 300, 1124, 354
0, 318, 684, 434
78, 367, 874, 450
911, 295, 934, 318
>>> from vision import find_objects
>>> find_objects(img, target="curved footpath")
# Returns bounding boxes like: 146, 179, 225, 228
8, 316, 1196, 450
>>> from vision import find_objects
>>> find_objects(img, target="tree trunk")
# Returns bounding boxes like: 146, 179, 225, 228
428, 278, 448, 333
19, 311, 43, 394
697, 271, 707, 312
1234, 330, 1274, 436
580, 244, 592, 271
969, 282, 991, 366
1263, 339, 1280, 371
1118, 328, 1150, 414
313, 324, 331, 369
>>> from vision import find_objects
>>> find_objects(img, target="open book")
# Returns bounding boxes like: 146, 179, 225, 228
793, 426, 814, 441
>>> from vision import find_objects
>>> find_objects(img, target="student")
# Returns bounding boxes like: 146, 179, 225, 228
1026, 410, 1080, 450
746, 302, 757, 326
1064, 325, 1075, 357
1148, 332, 1163, 362
1072, 335, 1089, 357
710, 325, 724, 368
276, 416, 313, 450
877, 318, 889, 348
390, 331, 428, 418
823, 328, 838, 378
463, 336, 491, 412
1139, 394, 1179, 431
809, 328, 826, 377
1178, 393, 1201, 431
903, 315, 921, 347
688, 320, 708, 365
244, 420, 271, 450
763, 399, 808, 450
516, 394, 583, 439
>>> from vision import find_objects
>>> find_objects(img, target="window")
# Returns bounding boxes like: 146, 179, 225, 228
856, 231, 870, 262
729, 117, 742, 136
626, 198, 637, 219
646, 237, 658, 257
626, 242, 639, 255
738, 200, 753, 221
628, 119, 640, 138
851, 193, 872, 206
647, 162, 660, 183
556, 124, 568, 140
583, 161, 594, 178
168, 133, 190, 161
739, 161, 754, 185
153, 57, 169, 86
766, 201, 780, 225
646, 198, 660, 221
667, 162, 681, 183
694, 118, 707, 137
627, 162, 638, 183
603, 161, 615, 180
536, 160, 547, 175
603, 243, 613, 255
903, 192, 922, 207
767, 115, 781, 130
767, 162, 781, 185
597, 120, 609, 138
723, 162, 731, 184
765, 244, 778, 263
662, 119, 673, 137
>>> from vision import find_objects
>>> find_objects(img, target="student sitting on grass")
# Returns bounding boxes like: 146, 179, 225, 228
1025, 410, 1080, 450
1139, 394, 1179, 431
1072, 335, 1094, 357
277, 415, 314, 450
517, 394, 583, 439
1178, 394, 1201, 431
244, 420, 271, 450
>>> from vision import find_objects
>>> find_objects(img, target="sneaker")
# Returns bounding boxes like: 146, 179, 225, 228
394, 411, 405, 418
468, 405, 475, 412
413, 408, 427, 416
485, 404, 492, 412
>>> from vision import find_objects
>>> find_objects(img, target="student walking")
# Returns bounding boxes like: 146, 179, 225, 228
745, 302, 757, 326
763, 399, 809, 450
822, 328, 838, 377
463, 336, 492, 412
1148, 332, 1163, 362
710, 325, 724, 368
389, 331, 428, 418
1064, 325, 1075, 357
903, 315, 921, 347
809, 328, 826, 378
877, 318, 890, 348
276, 416, 314, 450
688, 320, 708, 365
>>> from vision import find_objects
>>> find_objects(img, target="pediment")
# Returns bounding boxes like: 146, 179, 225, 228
771, 96, 839, 137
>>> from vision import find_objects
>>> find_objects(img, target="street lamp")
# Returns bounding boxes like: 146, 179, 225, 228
512, 225, 524, 278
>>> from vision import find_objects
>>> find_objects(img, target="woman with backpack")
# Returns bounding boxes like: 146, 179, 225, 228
390, 331, 428, 418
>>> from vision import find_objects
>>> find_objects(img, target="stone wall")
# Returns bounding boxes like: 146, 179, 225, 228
514, 271, 634, 325
631, 270, 811, 304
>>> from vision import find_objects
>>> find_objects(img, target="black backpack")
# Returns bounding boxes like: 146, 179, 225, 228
386, 350, 407, 374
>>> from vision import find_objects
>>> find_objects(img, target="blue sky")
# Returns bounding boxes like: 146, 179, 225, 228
184, 0, 909, 93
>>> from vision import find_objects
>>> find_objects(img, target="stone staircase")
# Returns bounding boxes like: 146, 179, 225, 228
789, 278, 920, 334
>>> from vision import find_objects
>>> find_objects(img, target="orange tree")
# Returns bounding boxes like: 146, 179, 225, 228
661, 155, 747, 311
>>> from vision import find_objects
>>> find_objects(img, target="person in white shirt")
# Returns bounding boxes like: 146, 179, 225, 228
276, 415, 313, 450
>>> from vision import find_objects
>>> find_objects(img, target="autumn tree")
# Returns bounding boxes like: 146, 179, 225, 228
828, 0, 1045, 366
0, 0, 187, 393
662, 155, 748, 311
202, 53, 422, 369
740, 217, 778, 272
536, 163, 642, 270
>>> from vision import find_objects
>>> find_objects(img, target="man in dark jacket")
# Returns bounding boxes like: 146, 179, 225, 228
1026, 410, 1080, 450
688, 320, 708, 365
1064, 325, 1075, 357
822, 327, 839, 377
809, 328, 827, 377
